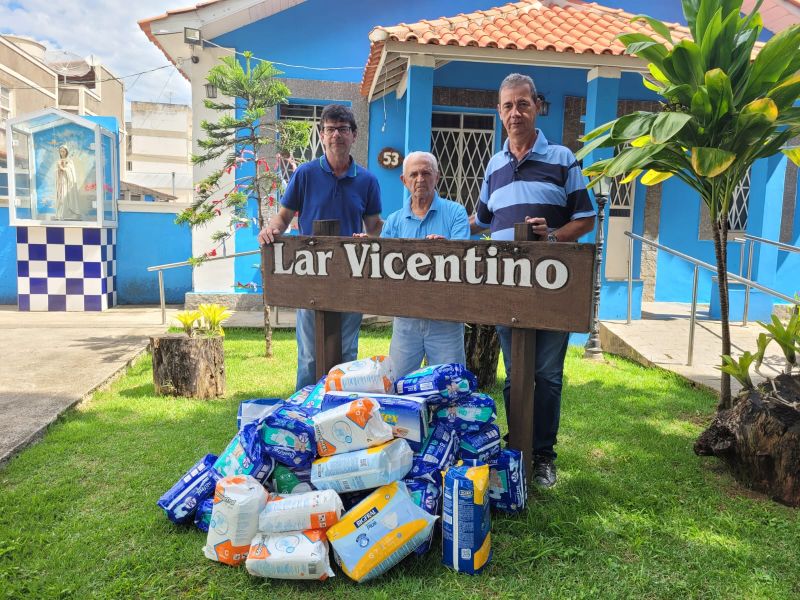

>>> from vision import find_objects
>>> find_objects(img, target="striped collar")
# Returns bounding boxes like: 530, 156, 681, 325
502, 128, 549, 161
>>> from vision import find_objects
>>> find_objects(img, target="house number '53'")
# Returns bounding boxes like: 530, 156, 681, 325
378, 148, 403, 169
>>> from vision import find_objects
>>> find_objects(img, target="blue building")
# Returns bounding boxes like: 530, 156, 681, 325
140, 0, 799, 320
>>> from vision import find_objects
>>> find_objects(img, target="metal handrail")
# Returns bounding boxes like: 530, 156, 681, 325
732, 233, 800, 325
147, 249, 261, 325
625, 231, 800, 366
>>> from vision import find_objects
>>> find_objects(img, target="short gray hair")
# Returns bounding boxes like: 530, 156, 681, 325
499, 73, 537, 100
403, 151, 438, 175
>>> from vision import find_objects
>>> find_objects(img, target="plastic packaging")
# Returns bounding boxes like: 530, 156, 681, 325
157, 453, 218, 525
433, 392, 497, 433
404, 478, 442, 555
326, 481, 437, 582
409, 422, 460, 481
237, 398, 282, 430
246, 529, 334, 581
285, 377, 327, 417
322, 391, 429, 452
213, 422, 275, 485
260, 407, 316, 468
442, 463, 492, 574
270, 464, 314, 495
203, 475, 269, 567
313, 397, 393, 456
194, 497, 214, 532
394, 363, 477, 405
311, 438, 413, 494
324, 355, 395, 394
258, 489, 344, 533
459, 424, 502, 463
489, 449, 527, 513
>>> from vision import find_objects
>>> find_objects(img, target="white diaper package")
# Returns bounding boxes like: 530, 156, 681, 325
258, 489, 344, 533
324, 355, 395, 393
313, 397, 393, 456
246, 529, 334, 581
310, 438, 413, 493
326, 481, 437, 582
203, 475, 269, 567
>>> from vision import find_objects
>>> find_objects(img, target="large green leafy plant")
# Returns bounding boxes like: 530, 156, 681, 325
176, 52, 311, 357
577, 0, 800, 408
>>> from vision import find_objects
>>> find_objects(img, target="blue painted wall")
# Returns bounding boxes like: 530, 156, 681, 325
0, 207, 17, 303
116, 211, 192, 304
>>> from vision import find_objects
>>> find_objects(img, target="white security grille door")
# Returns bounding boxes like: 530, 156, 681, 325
728, 169, 750, 231
605, 175, 636, 280
279, 104, 324, 162
431, 112, 495, 214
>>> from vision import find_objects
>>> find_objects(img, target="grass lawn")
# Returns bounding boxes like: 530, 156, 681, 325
1, 326, 798, 599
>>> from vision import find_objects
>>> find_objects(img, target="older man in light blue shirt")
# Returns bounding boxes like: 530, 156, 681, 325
381, 151, 470, 378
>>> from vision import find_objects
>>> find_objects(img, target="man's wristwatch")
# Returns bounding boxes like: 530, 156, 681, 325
546, 231, 559, 243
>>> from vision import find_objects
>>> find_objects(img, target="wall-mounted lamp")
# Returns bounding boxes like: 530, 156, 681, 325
184, 27, 202, 45
205, 83, 218, 99
536, 93, 550, 117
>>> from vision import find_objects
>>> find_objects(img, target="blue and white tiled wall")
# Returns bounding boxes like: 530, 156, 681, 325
16, 227, 117, 311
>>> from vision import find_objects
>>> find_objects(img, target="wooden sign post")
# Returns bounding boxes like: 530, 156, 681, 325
262, 220, 596, 487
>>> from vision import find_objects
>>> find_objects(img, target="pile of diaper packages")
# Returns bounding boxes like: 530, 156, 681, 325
157, 357, 527, 583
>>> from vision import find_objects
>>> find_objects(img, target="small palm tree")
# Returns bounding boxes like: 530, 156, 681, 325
577, 0, 800, 408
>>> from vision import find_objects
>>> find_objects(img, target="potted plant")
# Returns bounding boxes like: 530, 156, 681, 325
150, 303, 232, 399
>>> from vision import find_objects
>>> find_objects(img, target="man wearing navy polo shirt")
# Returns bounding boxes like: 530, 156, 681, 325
381, 151, 470, 378
258, 104, 382, 390
472, 73, 595, 488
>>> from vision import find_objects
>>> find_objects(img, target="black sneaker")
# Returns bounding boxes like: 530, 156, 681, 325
532, 457, 557, 488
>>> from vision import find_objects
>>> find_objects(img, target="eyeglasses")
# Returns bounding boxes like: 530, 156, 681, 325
322, 125, 352, 135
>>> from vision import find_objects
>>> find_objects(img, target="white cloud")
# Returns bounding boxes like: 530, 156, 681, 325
0, 0, 192, 116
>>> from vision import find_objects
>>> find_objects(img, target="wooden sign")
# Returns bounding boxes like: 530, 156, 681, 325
377, 147, 403, 170
262, 236, 595, 332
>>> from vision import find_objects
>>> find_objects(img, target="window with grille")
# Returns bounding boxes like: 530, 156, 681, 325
278, 103, 325, 163
431, 112, 496, 214
728, 170, 750, 231
0, 84, 10, 197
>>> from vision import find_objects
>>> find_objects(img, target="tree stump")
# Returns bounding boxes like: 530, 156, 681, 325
694, 374, 800, 506
150, 334, 226, 399
464, 323, 501, 389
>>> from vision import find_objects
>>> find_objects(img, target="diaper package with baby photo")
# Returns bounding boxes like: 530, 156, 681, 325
326, 481, 437, 582
258, 489, 344, 533
270, 463, 315, 495
394, 363, 477, 406
313, 397, 393, 456
310, 438, 413, 493
489, 449, 527, 513
260, 406, 316, 468
409, 421, 460, 481
433, 392, 497, 433
236, 398, 282, 430
459, 424, 502, 463
246, 529, 335, 581
324, 356, 395, 394
213, 422, 275, 485
442, 463, 492, 575
321, 391, 429, 452
157, 453, 218, 525
203, 475, 269, 567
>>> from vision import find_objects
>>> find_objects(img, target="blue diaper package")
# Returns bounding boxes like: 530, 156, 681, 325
193, 497, 214, 532
394, 363, 477, 406
409, 421, 460, 481
321, 391, 429, 452
404, 478, 442, 555
285, 377, 327, 416
433, 392, 497, 433
260, 406, 316, 468
489, 449, 527, 513
157, 453, 218, 525
236, 397, 282, 430
459, 424, 502, 463
213, 422, 275, 484
442, 463, 492, 575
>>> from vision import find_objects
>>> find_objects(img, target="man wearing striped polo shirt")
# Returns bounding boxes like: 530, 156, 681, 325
472, 73, 596, 488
